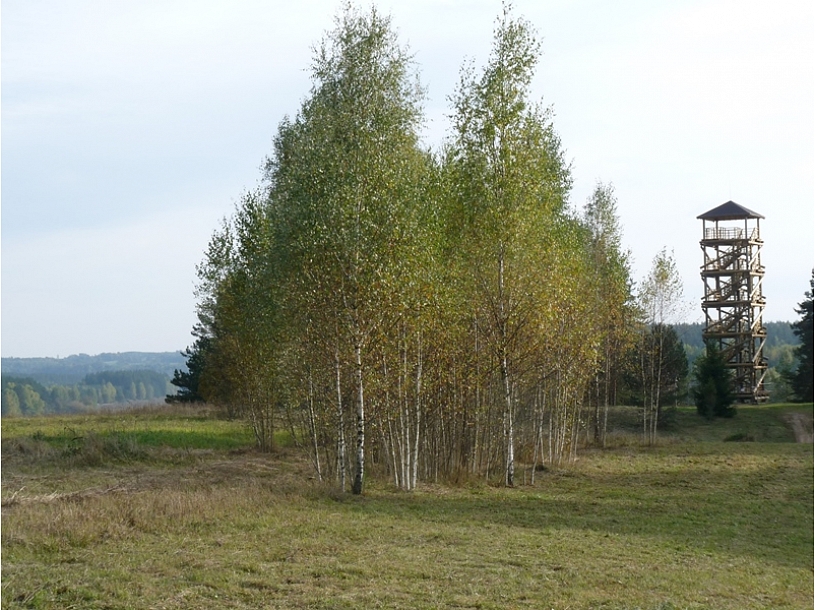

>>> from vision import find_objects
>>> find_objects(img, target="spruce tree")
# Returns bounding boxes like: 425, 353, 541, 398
789, 272, 814, 402
693, 340, 735, 419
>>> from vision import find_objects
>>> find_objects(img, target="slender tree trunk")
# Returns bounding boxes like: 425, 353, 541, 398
548, 398, 554, 466
502, 353, 514, 486
334, 345, 346, 493
473, 314, 481, 475
397, 337, 407, 489
412, 329, 422, 490
652, 332, 664, 444
387, 415, 399, 487
593, 373, 601, 443
352, 337, 365, 495
497, 245, 514, 487
307, 369, 322, 481
531, 382, 543, 485
602, 342, 611, 448
641, 330, 649, 443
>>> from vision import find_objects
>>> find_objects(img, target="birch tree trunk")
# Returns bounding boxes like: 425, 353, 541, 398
352, 337, 366, 495
307, 370, 322, 481
334, 346, 346, 492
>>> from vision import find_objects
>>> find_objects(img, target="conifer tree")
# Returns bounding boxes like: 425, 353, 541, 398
789, 272, 814, 402
693, 340, 735, 419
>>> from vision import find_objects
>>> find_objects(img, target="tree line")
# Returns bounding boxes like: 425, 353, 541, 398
1, 370, 170, 416
178, 5, 708, 494
1, 352, 185, 385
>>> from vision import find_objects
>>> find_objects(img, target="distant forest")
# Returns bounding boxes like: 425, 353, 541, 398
1, 352, 186, 417
675, 321, 799, 366
1, 370, 172, 417
1, 352, 186, 385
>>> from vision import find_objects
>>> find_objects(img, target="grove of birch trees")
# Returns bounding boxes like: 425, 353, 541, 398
188, 5, 683, 493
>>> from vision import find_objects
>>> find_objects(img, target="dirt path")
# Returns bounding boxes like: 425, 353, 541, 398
785, 412, 814, 443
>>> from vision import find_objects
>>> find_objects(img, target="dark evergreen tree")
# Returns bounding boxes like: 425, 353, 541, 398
693, 340, 735, 419
788, 271, 813, 402
166, 336, 210, 403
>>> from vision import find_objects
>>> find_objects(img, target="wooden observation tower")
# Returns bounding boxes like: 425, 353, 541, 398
698, 201, 768, 403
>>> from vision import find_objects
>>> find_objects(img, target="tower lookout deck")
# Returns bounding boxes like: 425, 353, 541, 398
698, 201, 768, 403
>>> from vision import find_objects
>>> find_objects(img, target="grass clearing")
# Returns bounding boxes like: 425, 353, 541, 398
1, 404, 256, 454
2, 403, 812, 609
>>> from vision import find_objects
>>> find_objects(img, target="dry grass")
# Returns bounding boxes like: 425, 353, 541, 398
1, 404, 813, 609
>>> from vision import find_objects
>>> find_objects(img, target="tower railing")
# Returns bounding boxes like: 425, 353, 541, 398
703, 227, 760, 241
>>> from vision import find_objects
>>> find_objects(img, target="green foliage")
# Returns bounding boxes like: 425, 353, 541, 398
631, 250, 687, 443
620, 324, 689, 411
639, 248, 684, 327
581, 183, 636, 442
83, 370, 167, 401
167, 338, 210, 403
2, 386, 22, 417
443, 4, 578, 481
693, 340, 736, 418
789, 271, 814, 402
187, 4, 644, 488
766, 347, 796, 403
2, 377, 49, 416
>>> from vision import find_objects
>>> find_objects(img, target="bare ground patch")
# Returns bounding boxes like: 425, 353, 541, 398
785, 412, 814, 443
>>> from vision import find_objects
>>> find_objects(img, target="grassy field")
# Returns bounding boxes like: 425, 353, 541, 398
1, 403, 812, 609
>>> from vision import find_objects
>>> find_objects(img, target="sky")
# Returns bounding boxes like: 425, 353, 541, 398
2, 0, 814, 358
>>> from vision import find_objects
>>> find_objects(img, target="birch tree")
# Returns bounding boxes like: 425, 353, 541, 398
264, 5, 426, 494
186, 3, 649, 485
194, 190, 286, 451
447, 5, 571, 485
638, 248, 684, 444
582, 182, 634, 446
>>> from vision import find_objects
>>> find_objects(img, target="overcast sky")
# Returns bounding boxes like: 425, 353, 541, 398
2, 0, 813, 358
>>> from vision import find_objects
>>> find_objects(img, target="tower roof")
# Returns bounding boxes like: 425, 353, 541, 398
697, 200, 764, 220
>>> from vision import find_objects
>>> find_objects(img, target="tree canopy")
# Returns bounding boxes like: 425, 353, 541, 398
182, 3, 696, 491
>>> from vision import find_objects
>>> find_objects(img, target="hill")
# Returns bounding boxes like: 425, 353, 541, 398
1, 352, 187, 386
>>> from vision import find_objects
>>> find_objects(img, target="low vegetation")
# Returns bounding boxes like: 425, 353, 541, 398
2, 402, 812, 609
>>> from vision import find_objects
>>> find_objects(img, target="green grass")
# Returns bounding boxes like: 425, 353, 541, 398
1, 404, 256, 453
1, 403, 812, 609
669, 403, 813, 443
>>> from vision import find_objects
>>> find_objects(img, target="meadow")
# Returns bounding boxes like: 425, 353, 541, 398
2, 403, 812, 609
